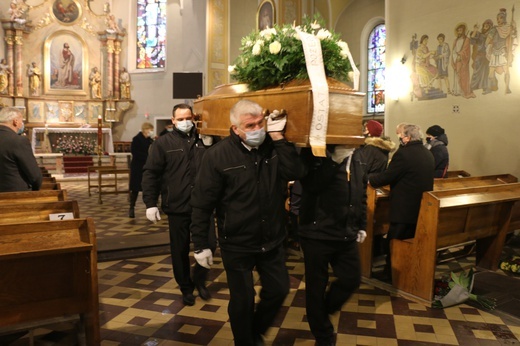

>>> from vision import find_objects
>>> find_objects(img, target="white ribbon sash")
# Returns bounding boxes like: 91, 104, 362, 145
298, 31, 329, 157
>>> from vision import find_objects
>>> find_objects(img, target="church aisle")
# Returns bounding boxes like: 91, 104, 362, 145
7, 180, 519, 345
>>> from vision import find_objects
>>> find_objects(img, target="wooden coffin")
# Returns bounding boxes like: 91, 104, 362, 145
193, 78, 366, 146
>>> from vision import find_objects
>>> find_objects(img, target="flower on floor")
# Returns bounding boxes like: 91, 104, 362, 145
432, 268, 497, 310
53, 134, 97, 155
500, 255, 520, 274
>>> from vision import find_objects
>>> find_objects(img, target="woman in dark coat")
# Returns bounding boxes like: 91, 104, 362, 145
129, 122, 154, 217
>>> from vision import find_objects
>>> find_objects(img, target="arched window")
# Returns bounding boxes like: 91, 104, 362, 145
136, 0, 167, 70
367, 24, 386, 114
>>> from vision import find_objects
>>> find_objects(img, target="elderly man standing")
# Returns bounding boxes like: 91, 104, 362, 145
368, 124, 434, 282
190, 100, 306, 345
0, 107, 42, 192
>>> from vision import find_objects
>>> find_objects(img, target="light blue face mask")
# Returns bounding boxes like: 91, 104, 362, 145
17, 122, 25, 135
242, 127, 266, 147
176, 120, 194, 133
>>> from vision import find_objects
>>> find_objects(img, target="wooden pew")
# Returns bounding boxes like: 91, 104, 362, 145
0, 218, 99, 345
0, 201, 80, 225
0, 190, 67, 206
445, 170, 471, 178
42, 176, 57, 184
40, 182, 62, 190
391, 183, 520, 303
361, 173, 518, 278
42, 173, 52, 178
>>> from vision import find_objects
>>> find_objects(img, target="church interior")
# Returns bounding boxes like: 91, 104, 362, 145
1, 0, 520, 345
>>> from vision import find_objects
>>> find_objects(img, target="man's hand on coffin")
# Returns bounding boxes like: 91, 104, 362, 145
356, 230, 367, 243
267, 109, 287, 134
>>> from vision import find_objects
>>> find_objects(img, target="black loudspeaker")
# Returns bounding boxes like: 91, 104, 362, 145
173, 72, 203, 99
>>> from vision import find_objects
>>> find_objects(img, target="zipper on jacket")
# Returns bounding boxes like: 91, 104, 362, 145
166, 149, 183, 153
223, 165, 246, 172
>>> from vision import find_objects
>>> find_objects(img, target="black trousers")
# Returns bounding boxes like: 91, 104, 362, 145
167, 213, 194, 294
220, 245, 289, 346
300, 237, 361, 343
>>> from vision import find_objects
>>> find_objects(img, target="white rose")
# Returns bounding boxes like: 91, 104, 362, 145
316, 28, 332, 40
269, 41, 281, 54
311, 21, 320, 30
228, 65, 236, 73
255, 39, 265, 46
245, 40, 253, 47
252, 43, 262, 55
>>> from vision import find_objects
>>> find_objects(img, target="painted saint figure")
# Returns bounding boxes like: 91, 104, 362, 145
469, 20, 493, 93
415, 35, 437, 90
27, 62, 41, 96
433, 33, 451, 94
120, 67, 131, 99
57, 43, 75, 87
485, 8, 517, 94
451, 23, 476, 98
89, 67, 101, 99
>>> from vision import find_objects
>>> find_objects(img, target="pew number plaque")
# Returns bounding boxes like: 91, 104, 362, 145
49, 212, 74, 220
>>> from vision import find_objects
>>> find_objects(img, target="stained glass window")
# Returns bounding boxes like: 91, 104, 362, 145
367, 24, 386, 114
136, 0, 167, 70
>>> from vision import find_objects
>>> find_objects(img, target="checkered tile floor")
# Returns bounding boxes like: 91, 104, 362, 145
7, 179, 520, 345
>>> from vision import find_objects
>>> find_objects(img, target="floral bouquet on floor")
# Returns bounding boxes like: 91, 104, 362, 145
432, 268, 497, 310
500, 255, 520, 274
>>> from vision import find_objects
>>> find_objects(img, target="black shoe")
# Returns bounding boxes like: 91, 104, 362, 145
196, 284, 211, 301
182, 292, 195, 306
128, 208, 135, 218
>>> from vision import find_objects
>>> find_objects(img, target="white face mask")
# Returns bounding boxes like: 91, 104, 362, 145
147, 130, 154, 137
241, 127, 266, 147
176, 119, 194, 133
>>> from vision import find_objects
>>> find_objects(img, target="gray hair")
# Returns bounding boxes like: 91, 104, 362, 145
0, 107, 23, 123
402, 124, 423, 141
395, 122, 410, 135
229, 100, 263, 126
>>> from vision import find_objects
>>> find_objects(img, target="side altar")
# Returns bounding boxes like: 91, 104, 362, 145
31, 127, 114, 154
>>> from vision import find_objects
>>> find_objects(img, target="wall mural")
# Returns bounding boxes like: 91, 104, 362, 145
410, 6, 516, 101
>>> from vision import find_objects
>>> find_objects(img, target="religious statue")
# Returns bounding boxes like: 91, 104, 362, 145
120, 67, 131, 99
26, 62, 41, 96
89, 67, 101, 99
8, 0, 27, 24
105, 13, 119, 33
0, 59, 12, 95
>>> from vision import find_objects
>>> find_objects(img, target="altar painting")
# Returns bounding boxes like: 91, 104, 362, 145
44, 30, 88, 96
74, 102, 87, 124
46, 102, 60, 123
88, 102, 102, 124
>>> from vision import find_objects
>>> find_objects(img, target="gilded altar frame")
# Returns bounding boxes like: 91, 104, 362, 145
257, 0, 276, 31
43, 30, 89, 96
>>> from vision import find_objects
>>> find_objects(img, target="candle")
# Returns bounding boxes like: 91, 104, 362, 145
97, 115, 102, 148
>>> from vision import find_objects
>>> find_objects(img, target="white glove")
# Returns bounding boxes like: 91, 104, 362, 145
356, 230, 367, 243
266, 110, 287, 133
146, 207, 161, 223
194, 249, 213, 269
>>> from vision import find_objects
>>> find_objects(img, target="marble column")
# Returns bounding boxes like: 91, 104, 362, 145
14, 30, 24, 96
113, 40, 121, 99
4, 31, 15, 96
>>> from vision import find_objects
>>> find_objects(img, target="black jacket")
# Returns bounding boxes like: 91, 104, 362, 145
190, 129, 306, 253
129, 132, 153, 191
359, 136, 396, 175
368, 140, 434, 224
141, 127, 206, 214
428, 134, 449, 178
299, 147, 367, 241
0, 126, 42, 192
